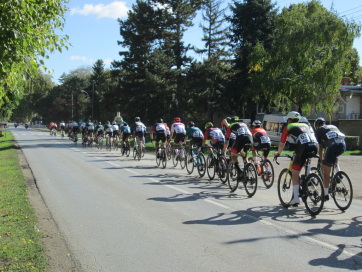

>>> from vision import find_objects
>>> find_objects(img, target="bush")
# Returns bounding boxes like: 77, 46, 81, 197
345, 136, 359, 151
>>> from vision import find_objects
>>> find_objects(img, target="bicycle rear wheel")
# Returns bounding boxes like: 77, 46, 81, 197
277, 168, 293, 207
302, 173, 324, 216
331, 171, 353, 211
227, 162, 239, 192
161, 150, 167, 169
206, 155, 216, 180
156, 150, 161, 166
166, 144, 172, 160
243, 163, 258, 197
172, 149, 178, 167
125, 143, 130, 157
185, 152, 194, 174
262, 159, 275, 189
218, 157, 228, 184
179, 149, 186, 169
133, 147, 137, 160
197, 153, 206, 178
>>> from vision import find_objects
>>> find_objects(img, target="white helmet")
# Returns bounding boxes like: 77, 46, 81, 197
286, 111, 301, 120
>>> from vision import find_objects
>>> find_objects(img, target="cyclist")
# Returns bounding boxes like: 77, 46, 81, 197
85, 119, 95, 143
49, 122, 57, 135
314, 117, 346, 200
274, 111, 318, 205
104, 121, 114, 147
59, 121, 65, 135
112, 121, 120, 142
131, 117, 147, 151
150, 118, 167, 151
186, 121, 204, 152
222, 116, 253, 179
72, 120, 79, 141
170, 117, 186, 157
120, 121, 131, 148
250, 120, 271, 175
202, 122, 225, 155
95, 122, 104, 143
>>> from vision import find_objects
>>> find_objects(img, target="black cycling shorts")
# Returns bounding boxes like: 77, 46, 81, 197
231, 135, 252, 154
174, 133, 186, 144
293, 142, 318, 171
155, 131, 166, 143
323, 141, 346, 167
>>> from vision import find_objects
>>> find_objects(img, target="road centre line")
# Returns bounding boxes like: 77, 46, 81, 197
105, 160, 358, 260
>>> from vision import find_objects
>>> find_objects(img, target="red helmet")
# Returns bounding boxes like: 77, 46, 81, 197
174, 117, 181, 122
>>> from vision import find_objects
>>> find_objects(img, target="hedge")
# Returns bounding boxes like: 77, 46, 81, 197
345, 136, 360, 151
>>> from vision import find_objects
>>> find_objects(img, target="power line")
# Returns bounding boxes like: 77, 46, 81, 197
342, 8, 362, 17
339, 5, 362, 15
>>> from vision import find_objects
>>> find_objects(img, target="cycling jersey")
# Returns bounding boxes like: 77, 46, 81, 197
315, 125, 346, 166
280, 122, 318, 170
204, 127, 225, 144
112, 124, 119, 131
152, 123, 167, 143
187, 127, 204, 148
104, 124, 113, 134
86, 122, 95, 131
132, 122, 146, 137
171, 122, 186, 134
59, 122, 65, 129
120, 125, 131, 134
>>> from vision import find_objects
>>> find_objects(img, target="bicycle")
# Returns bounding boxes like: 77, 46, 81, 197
227, 152, 258, 197
50, 128, 57, 136
248, 155, 275, 189
206, 147, 228, 183
121, 141, 131, 157
106, 135, 112, 151
312, 158, 353, 211
185, 146, 206, 178
275, 154, 324, 216
172, 142, 186, 169
113, 136, 120, 151
156, 146, 167, 169
165, 141, 172, 161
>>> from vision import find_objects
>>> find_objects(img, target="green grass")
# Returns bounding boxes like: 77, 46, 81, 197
0, 132, 47, 271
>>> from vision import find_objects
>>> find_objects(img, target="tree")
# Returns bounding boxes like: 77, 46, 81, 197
228, 0, 277, 118
249, 0, 361, 115
0, 0, 69, 111
193, 0, 232, 121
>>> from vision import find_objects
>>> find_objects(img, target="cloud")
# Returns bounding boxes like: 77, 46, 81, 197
70, 56, 94, 64
70, 1, 129, 19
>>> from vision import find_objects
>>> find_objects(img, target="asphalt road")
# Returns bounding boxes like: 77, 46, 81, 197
12, 126, 362, 272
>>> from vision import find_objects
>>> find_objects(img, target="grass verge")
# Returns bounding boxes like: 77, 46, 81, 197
0, 132, 47, 271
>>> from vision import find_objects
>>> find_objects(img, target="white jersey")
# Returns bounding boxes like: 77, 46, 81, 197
112, 124, 119, 131
59, 122, 65, 127
72, 121, 78, 127
171, 122, 186, 134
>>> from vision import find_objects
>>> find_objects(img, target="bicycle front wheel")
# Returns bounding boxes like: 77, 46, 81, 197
262, 159, 275, 189
125, 143, 130, 157
156, 150, 161, 167
133, 148, 137, 160
243, 163, 258, 197
227, 162, 239, 192
277, 168, 293, 207
197, 153, 206, 178
185, 152, 194, 174
302, 173, 324, 216
206, 156, 216, 180
331, 171, 353, 211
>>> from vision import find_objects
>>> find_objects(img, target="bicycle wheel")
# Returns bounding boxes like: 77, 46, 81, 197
227, 162, 239, 192
120, 143, 125, 155
114, 139, 119, 151
206, 155, 216, 180
166, 144, 172, 160
137, 145, 141, 161
179, 149, 186, 169
141, 146, 145, 158
197, 153, 206, 178
331, 171, 353, 211
218, 157, 228, 184
243, 163, 258, 197
161, 150, 167, 169
277, 168, 293, 207
262, 159, 275, 189
156, 150, 161, 167
185, 152, 194, 174
125, 143, 130, 157
133, 147, 137, 160
172, 149, 178, 167
302, 173, 324, 216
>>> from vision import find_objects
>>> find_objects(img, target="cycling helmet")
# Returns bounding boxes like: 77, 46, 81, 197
98, 122, 102, 125
157, 118, 163, 123
123, 122, 128, 126
106, 121, 110, 124
314, 117, 326, 128
112, 121, 116, 125
231, 116, 239, 122
252, 120, 262, 127
135, 117, 140, 121
205, 122, 213, 129
174, 117, 181, 122
286, 111, 301, 120
226, 117, 231, 123
187, 121, 195, 127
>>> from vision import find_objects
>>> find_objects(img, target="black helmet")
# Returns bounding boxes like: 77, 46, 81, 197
158, 118, 163, 123
187, 121, 195, 127
135, 117, 140, 121
123, 122, 128, 126
314, 117, 326, 128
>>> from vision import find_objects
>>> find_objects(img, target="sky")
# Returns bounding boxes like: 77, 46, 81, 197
44, 0, 362, 84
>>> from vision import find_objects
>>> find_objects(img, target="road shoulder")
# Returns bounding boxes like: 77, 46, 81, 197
17, 144, 79, 272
